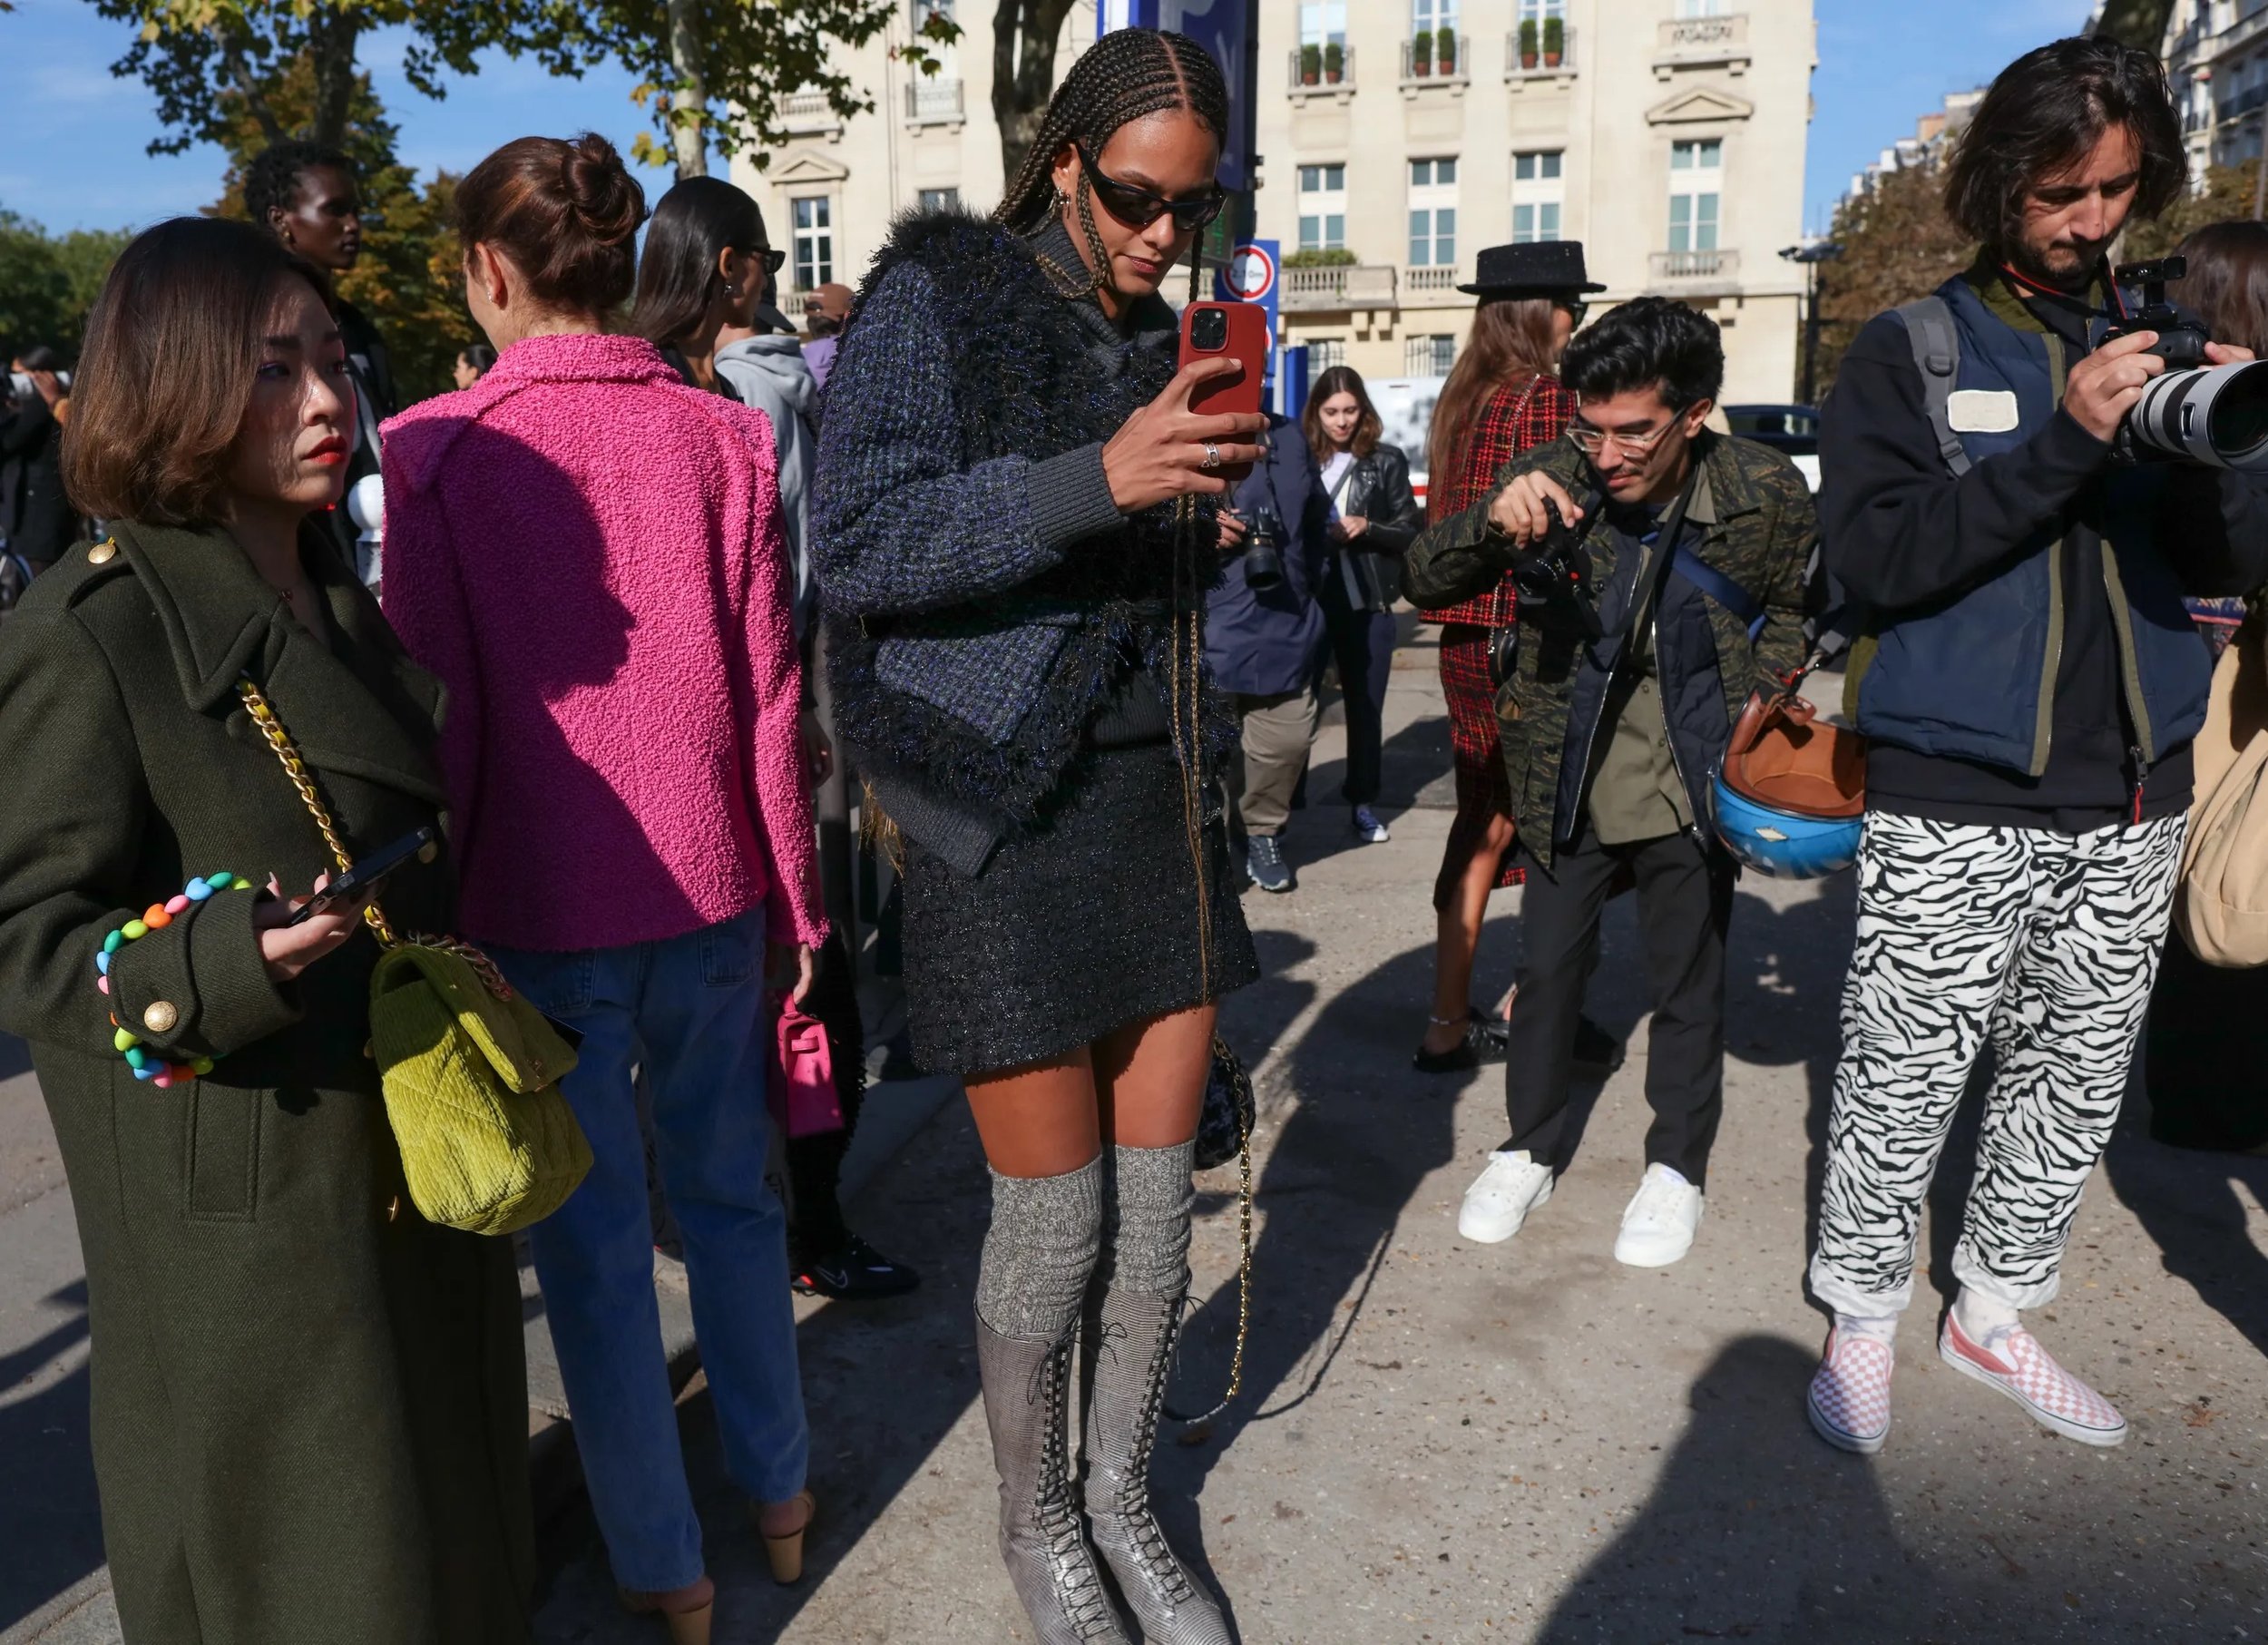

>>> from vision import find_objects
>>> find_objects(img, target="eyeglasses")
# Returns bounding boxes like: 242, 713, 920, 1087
1568, 417, 1676, 458
1561, 300, 1590, 328
1073, 144, 1227, 233
752, 246, 788, 276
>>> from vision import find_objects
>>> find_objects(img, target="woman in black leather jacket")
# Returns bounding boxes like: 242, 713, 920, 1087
1304, 365, 1422, 841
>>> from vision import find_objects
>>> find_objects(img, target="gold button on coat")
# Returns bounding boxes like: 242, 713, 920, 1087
142, 1000, 179, 1033
87, 540, 117, 565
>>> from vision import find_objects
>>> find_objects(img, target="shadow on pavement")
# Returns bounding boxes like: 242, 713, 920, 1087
0, 1282, 100, 1632
2104, 1107, 2268, 1364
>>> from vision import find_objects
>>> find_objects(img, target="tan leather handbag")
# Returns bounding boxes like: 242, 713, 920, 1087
1720, 690, 1866, 819
2176, 611, 2268, 966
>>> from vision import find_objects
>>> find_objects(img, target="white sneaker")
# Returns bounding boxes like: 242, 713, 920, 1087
1456, 1150, 1554, 1244
1613, 1163, 1703, 1268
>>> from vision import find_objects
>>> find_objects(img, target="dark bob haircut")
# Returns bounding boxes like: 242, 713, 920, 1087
63, 217, 332, 527
1560, 296, 1723, 413
631, 176, 766, 348
1943, 35, 2185, 252
456, 133, 646, 319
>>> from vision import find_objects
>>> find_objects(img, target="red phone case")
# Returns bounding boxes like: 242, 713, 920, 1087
1179, 301, 1268, 422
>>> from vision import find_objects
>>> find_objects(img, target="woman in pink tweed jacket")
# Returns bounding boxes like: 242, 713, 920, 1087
378, 133, 822, 1638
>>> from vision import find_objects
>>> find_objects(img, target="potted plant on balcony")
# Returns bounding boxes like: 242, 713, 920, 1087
1325, 40, 1344, 83
1518, 18, 1539, 70
1300, 42, 1321, 84
1437, 27, 1457, 74
1541, 15, 1563, 68
1411, 31, 1432, 75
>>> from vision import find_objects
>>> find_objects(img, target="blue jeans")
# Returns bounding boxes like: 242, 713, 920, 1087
494, 906, 807, 1592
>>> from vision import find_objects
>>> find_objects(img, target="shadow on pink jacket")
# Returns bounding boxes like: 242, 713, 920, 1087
379, 332, 825, 953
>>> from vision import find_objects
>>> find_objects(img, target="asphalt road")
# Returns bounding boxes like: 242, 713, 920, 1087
9, 630, 2267, 1643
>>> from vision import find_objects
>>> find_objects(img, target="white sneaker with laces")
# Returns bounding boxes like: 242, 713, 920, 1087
1613, 1163, 1703, 1268
1456, 1150, 1554, 1244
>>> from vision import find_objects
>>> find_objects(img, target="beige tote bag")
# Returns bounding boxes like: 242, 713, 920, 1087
2176, 611, 2268, 966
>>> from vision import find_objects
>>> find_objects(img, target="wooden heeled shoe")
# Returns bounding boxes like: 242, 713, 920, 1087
618, 1574, 715, 1645
757, 1489, 817, 1585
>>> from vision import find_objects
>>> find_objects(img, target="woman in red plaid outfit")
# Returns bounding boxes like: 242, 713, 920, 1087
1414, 244, 1600, 1072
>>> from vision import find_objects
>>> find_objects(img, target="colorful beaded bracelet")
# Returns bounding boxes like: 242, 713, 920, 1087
95, 872, 252, 1088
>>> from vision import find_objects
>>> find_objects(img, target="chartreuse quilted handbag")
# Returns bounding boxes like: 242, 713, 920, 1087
239, 678, 591, 1235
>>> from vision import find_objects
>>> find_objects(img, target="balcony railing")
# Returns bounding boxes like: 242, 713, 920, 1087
1652, 248, 1740, 283
1400, 34, 1469, 86
904, 77, 964, 123
779, 90, 839, 133
1287, 45, 1354, 94
1655, 13, 1750, 67
1403, 264, 1461, 294
1281, 263, 1397, 311
1506, 27, 1576, 77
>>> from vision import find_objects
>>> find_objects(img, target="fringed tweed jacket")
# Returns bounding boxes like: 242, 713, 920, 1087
811, 209, 1233, 874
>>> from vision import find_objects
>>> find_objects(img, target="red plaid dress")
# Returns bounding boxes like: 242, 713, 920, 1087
1431, 373, 1573, 909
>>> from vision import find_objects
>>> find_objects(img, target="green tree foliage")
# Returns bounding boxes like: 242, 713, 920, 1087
2094, 0, 2175, 49
0, 212, 132, 361
208, 53, 478, 404
101, 0, 956, 181
2119, 162, 2266, 262
1813, 163, 1973, 399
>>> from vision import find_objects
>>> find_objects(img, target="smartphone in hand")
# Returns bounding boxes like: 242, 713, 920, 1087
1179, 302, 1268, 482
285, 826, 436, 926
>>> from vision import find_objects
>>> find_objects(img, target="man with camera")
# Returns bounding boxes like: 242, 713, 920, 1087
1804, 36, 2268, 1458
1205, 410, 1332, 892
1404, 298, 1815, 1269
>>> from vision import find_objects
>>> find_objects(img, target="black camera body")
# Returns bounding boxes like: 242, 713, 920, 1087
1506, 486, 1603, 642
1241, 499, 1287, 592
2105, 258, 2211, 369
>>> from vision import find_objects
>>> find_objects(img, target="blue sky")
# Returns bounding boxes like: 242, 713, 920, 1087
3, 0, 2095, 238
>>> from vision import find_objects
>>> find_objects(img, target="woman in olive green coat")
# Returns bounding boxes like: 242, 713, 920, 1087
0, 219, 533, 1640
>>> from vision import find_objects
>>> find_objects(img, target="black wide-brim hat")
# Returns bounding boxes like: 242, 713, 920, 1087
1458, 240, 1606, 298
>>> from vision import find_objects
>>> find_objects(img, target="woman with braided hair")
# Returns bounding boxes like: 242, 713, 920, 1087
812, 26, 1261, 1645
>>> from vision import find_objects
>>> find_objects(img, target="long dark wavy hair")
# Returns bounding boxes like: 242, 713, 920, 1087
992, 27, 1229, 300
631, 176, 766, 347
1943, 35, 2185, 255
1427, 297, 1562, 497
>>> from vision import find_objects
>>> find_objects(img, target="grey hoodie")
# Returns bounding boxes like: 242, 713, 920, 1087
715, 333, 818, 638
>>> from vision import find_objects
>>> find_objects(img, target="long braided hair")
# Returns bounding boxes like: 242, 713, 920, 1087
993, 28, 1229, 303
995, 29, 1235, 996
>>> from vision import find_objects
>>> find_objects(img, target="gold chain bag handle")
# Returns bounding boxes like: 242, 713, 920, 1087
234, 677, 590, 1235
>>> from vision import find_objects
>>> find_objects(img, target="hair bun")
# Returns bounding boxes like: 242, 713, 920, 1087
561, 132, 645, 247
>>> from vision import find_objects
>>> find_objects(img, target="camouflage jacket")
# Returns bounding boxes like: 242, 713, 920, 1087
1403, 429, 1818, 871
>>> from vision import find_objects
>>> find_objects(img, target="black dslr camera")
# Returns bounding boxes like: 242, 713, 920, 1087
1240, 498, 1286, 592
1505, 485, 1603, 643
2104, 257, 2210, 367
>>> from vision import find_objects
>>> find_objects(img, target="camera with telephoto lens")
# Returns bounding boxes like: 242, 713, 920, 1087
2111, 257, 2268, 472
1241, 498, 1286, 592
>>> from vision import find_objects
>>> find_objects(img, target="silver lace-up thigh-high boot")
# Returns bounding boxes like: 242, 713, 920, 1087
1080, 1140, 1232, 1645
1081, 1286, 1230, 1643
976, 1317, 1133, 1645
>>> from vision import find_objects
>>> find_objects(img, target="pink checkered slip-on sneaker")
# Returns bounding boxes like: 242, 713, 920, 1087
1939, 1311, 2127, 1447
1807, 1327, 1894, 1454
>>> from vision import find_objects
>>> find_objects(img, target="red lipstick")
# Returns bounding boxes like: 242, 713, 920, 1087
307, 436, 348, 466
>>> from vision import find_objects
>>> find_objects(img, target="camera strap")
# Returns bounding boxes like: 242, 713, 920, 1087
1616, 464, 1704, 661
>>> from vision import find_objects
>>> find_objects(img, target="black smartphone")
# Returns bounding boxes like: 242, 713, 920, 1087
286, 827, 436, 925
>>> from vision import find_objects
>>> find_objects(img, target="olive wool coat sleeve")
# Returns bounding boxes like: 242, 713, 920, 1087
810, 259, 1129, 618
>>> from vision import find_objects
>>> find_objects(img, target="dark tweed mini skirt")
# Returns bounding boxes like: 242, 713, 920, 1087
899, 739, 1259, 1076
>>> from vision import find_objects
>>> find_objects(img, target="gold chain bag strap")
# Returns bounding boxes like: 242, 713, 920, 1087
1159, 493, 1253, 1427
238, 679, 591, 1236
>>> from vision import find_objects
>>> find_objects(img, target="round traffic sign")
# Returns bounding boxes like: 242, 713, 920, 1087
1226, 243, 1277, 302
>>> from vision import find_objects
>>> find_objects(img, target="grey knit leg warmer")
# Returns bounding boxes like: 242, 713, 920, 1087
1097, 1141, 1196, 1295
976, 1157, 1106, 1339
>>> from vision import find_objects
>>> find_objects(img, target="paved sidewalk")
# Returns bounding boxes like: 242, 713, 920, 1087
533, 632, 2268, 1642
9, 628, 2268, 1641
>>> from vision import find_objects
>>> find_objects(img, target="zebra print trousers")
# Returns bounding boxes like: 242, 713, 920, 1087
1808, 809, 2185, 1317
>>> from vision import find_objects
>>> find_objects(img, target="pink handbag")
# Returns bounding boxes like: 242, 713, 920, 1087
771, 1002, 846, 1139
